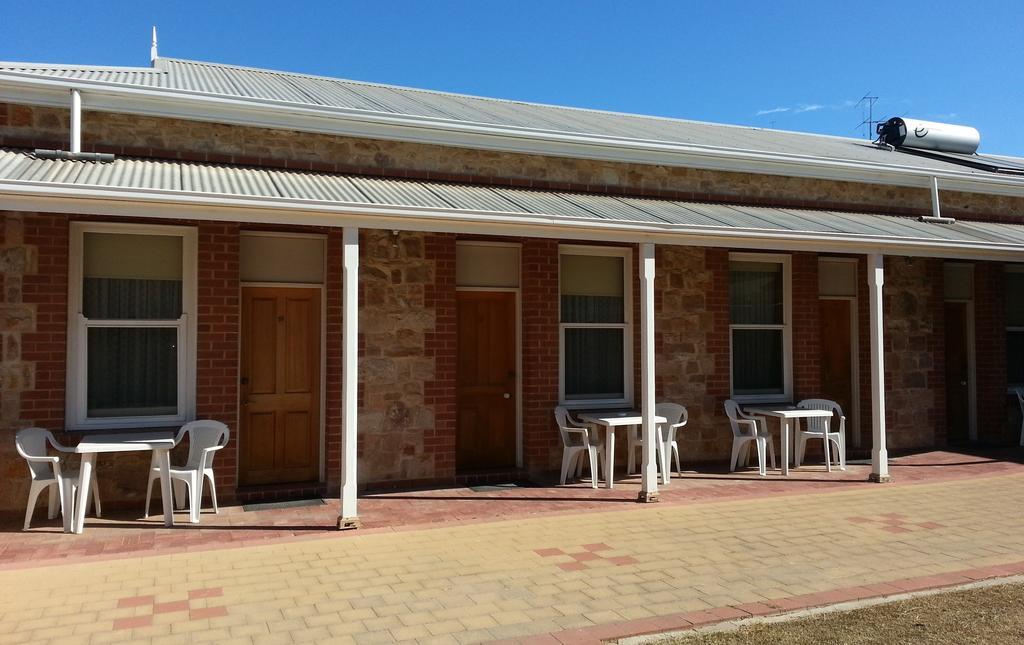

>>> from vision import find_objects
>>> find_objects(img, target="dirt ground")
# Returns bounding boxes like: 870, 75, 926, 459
661, 582, 1024, 645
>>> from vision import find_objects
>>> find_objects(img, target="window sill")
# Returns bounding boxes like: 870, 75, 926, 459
64, 423, 184, 435
559, 400, 633, 411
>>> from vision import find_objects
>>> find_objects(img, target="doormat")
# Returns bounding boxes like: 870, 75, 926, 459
468, 483, 521, 493
242, 498, 325, 512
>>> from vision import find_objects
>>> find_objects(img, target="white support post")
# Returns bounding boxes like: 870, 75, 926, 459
70, 89, 81, 153
338, 226, 361, 528
638, 243, 659, 502
867, 253, 891, 483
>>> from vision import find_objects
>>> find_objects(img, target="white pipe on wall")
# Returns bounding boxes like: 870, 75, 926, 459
70, 89, 81, 153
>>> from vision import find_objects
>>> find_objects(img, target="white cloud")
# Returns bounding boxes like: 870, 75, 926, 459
756, 107, 790, 116
794, 104, 824, 113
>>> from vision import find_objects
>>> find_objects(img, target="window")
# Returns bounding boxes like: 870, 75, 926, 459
1006, 266, 1024, 387
729, 253, 792, 401
559, 246, 632, 405
68, 223, 197, 429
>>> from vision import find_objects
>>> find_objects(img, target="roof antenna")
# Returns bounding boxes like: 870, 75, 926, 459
150, 26, 159, 65
855, 92, 880, 139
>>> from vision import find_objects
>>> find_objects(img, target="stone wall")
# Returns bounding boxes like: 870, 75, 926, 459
3, 102, 1024, 222
357, 229, 454, 484
883, 256, 945, 450
654, 246, 730, 459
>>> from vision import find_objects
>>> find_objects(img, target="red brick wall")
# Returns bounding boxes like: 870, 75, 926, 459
323, 230, 343, 491
20, 213, 67, 432
791, 252, 821, 401
521, 238, 560, 473
705, 249, 731, 407
857, 256, 872, 451
195, 222, 240, 501
423, 234, 457, 479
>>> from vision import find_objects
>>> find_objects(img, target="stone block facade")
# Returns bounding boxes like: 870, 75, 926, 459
0, 208, 1018, 515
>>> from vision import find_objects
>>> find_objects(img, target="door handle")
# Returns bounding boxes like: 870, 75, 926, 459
503, 393, 511, 399
960, 380, 968, 386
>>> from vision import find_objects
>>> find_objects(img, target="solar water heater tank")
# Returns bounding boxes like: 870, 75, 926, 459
876, 117, 980, 154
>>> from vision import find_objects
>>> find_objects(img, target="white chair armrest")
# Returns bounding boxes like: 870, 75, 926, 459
20, 453, 59, 465
669, 421, 687, 429
734, 418, 759, 435
47, 435, 76, 453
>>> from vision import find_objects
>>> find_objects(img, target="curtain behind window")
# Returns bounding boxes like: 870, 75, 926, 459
730, 261, 785, 396
561, 253, 626, 400
83, 233, 183, 418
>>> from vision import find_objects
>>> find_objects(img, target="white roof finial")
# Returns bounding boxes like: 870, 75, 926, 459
150, 26, 159, 64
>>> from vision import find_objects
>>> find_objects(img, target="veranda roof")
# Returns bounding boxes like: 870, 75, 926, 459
1, 148, 1023, 260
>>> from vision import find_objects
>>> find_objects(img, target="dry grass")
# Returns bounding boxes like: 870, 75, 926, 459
661, 583, 1024, 645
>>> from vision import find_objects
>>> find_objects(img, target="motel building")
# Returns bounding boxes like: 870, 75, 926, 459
1, 47, 1024, 529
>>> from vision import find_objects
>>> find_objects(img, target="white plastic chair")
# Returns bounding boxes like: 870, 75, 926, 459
724, 400, 776, 477
656, 402, 688, 477
795, 399, 846, 471
15, 427, 101, 530
1016, 388, 1024, 447
144, 420, 229, 522
554, 407, 603, 488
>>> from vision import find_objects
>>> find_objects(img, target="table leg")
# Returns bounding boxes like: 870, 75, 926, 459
156, 448, 175, 528
781, 419, 790, 476
823, 419, 832, 473
61, 477, 74, 534
604, 427, 615, 489
189, 472, 200, 524
73, 453, 96, 534
659, 426, 670, 485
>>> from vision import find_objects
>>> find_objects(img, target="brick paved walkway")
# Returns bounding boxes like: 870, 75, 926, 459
1, 454, 1023, 644
2, 449, 1019, 567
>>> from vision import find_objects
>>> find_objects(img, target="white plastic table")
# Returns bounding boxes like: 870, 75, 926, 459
745, 407, 834, 476
67, 431, 177, 534
577, 411, 668, 489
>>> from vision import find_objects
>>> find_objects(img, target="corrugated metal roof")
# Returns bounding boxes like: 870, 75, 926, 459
1, 148, 1022, 255
2, 57, 1022, 180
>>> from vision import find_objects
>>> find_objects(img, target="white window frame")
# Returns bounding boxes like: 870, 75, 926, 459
66, 222, 198, 430
558, 244, 633, 408
728, 252, 793, 403
1005, 264, 1024, 389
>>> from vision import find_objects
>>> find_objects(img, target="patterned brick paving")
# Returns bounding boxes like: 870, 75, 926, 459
0, 451, 1022, 643
111, 587, 227, 630
0, 449, 1021, 568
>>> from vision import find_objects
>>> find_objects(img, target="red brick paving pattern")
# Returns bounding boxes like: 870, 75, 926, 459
111, 586, 224, 631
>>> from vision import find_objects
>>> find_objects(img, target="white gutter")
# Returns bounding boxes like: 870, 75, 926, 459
2, 178, 1022, 262
0, 73, 1022, 199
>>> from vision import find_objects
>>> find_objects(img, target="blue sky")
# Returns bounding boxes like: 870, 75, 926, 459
3, 0, 1023, 154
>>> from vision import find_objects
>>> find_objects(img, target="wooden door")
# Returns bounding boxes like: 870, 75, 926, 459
240, 287, 321, 485
456, 291, 516, 471
819, 299, 854, 426
944, 302, 970, 443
